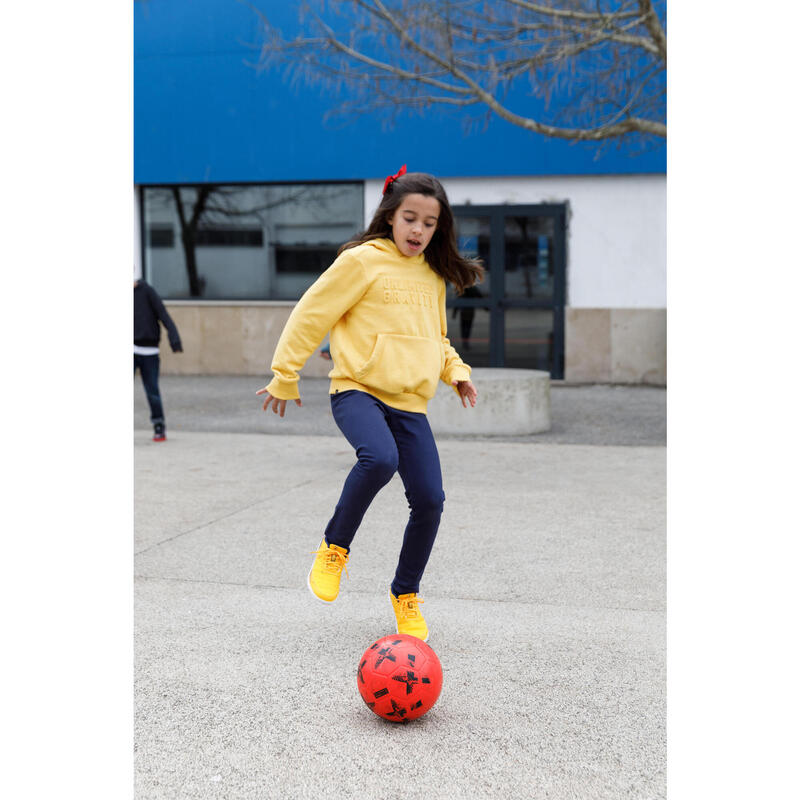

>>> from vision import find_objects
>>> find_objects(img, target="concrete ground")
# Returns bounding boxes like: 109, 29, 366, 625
135, 377, 665, 799
134, 376, 666, 446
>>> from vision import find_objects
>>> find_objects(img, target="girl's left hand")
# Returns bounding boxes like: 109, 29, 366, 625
452, 380, 477, 408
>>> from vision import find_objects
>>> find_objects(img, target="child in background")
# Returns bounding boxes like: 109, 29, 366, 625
257, 166, 483, 641
134, 278, 183, 441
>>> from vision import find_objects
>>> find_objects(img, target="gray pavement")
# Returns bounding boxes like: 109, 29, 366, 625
134, 376, 666, 445
135, 377, 665, 799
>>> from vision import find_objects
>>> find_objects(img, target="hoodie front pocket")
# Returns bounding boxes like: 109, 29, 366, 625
355, 333, 443, 399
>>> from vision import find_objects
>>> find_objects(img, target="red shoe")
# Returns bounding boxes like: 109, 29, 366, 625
152, 423, 166, 442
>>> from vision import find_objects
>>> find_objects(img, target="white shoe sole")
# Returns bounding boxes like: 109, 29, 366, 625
307, 568, 341, 604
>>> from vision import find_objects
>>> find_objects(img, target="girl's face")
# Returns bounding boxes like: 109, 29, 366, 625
388, 193, 440, 257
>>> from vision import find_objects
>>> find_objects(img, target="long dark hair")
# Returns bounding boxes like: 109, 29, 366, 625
339, 172, 484, 295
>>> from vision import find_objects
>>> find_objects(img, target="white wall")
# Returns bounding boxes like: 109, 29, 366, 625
364, 174, 666, 308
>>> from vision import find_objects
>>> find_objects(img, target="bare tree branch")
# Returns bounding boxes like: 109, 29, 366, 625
315, 17, 472, 95
249, 0, 666, 144
637, 0, 667, 62
506, 0, 640, 23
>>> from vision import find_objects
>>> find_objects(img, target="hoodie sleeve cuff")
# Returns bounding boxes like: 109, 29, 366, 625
443, 365, 472, 386
265, 376, 300, 400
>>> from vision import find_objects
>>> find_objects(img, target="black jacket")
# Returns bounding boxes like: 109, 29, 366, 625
134, 280, 183, 351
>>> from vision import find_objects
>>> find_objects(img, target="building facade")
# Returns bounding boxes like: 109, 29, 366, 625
135, 0, 666, 384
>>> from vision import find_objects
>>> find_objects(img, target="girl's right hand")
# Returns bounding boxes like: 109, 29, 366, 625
256, 387, 302, 417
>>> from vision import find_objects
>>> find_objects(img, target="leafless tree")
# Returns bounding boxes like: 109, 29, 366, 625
250, 0, 665, 145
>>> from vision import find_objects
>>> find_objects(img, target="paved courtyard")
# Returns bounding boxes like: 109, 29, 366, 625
135, 378, 665, 799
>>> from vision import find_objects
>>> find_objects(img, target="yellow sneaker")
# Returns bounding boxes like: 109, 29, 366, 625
307, 539, 349, 603
389, 591, 428, 642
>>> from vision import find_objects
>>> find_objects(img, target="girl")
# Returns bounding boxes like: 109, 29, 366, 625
256, 167, 483, 641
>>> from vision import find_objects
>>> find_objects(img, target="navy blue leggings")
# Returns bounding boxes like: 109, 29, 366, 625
324, 390, 445, 596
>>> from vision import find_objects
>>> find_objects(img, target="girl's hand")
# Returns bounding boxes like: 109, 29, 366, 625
452, 380, 477, 408
256, 387, 302, 417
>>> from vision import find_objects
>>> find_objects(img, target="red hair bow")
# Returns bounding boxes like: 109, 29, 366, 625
382, 164, 407, 195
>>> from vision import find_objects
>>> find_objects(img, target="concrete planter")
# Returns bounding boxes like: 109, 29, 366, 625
427, 367, 551, 435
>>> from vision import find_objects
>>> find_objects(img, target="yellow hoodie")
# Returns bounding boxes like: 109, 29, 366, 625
265, 238, 471, 413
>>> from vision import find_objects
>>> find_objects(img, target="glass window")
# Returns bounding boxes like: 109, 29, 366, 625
195, 227, 264, 247
148, 225, 174, 249
142, 184, 363, 300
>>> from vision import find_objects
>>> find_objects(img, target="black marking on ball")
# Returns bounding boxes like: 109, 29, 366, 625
374, 646, 397, 667
373, 687, 389, 698
422, 677, 431, 684
411, 700, 423, 710
392, 670, 420, 695
407, 653, 416, 665
385, 699, 407, 718
358, 660, 367, 684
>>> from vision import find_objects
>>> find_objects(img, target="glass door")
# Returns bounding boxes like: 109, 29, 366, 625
450, 204, 566, 377
447, 215, 492, 366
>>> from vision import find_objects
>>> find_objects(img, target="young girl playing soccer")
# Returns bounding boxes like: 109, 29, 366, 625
256, 167, 483, 641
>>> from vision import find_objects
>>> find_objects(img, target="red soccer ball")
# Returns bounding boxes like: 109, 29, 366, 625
356, 634, 443, 722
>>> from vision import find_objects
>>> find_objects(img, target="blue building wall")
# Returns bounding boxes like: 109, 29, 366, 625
134, 0, 666, 184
